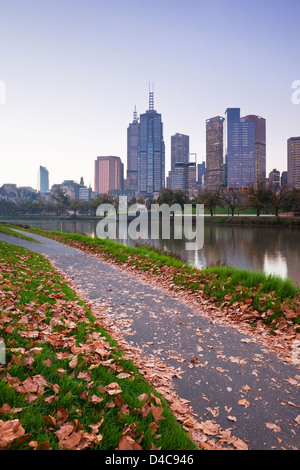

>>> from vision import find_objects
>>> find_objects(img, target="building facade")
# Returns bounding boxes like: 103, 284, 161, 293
94, 156, 124, 194
225, 109, 266, 189
268, 168, 281, 189
206, 116, 225, 191
197, 161, 206, 188
137, 91, 165, 196
37, 166, 49, 193
288, 136, 300, 189
126, 106, 140, 193
242, 115, 266, 186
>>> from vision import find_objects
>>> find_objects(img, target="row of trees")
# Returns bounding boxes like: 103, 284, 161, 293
155, 183, 300, 217
0, 184, 300, 217
193, 183, 300, 217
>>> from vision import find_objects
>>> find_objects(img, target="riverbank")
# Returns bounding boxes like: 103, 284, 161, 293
5, 224, 299, 337
1, 214, 300, 227
0, 240, 198, 450
203, 215, 300, 227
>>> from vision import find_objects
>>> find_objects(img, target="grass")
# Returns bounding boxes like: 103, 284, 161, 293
9, 226, 299, 333
0, 241, 198, 450
0, 223, 41, 243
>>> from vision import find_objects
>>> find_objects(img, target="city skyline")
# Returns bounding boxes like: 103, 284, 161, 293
0, 0, 299, 189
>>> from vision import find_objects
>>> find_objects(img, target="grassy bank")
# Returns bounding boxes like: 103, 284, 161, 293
8, 225, 299, 334
0, 224, 41, 243
203, 216, 300, 227
0, 241, 198, 450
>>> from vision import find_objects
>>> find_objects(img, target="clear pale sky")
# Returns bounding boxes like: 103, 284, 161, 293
0, 0, 299, 190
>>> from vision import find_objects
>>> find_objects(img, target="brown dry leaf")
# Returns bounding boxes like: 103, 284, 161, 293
150, 403, 164, 424
0, 419, 26, 449
140, 404, 150, 418
89, 394, 103, 404
231, 437, 248, 450
265, 422, 282, 433
78, 371, 92, 382
69, 355, 78, 368
227, 416, 237, 422
199, 420, 220, 436
105, 382, 122, 395
116, 435, 142, 450
0, 404, 24, 415
238, 399, 250, 408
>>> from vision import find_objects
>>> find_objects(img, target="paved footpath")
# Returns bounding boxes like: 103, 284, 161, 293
0, 230, 299, 450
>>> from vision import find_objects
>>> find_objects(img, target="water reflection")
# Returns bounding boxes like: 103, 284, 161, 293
2, 217, 300, 285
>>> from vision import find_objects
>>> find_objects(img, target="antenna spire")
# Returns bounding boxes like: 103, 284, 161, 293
133, 105, 138, 122
149, 82, 154, 110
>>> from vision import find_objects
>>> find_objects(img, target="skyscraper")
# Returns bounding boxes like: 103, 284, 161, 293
94, 156, 124, 194
37, 165, 49, 193
126, 106, 139, 192
287, 137, 300, 189
225, 108, 242, 189
225, 109, 266, 189
206, 116, 225, 191
137, 89, 165, 196
242, 115, 266, 186
167, 133, 189, 190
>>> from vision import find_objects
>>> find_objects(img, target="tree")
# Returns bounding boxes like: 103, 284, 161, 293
244, 181, 272, 216
286, 188, 300, 215
50, 188, 70, 215
88, 193, 117, 216
221, 188, 244, 216
195, 188, 222, 216
268, 185, 291, 217
157, 188, 188, 209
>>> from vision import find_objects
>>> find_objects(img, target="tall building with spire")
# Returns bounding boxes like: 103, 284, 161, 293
137, 87, 165, 196
126, 106, 139, 193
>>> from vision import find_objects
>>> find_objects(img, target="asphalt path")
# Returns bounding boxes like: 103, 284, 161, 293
0, 230, 299, 450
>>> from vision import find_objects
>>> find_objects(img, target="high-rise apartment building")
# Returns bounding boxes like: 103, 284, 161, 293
225, 109, 266, 189
137, 90, 165, 196
287, 137, 300, 189
206, 116, 225, 191
126, 106, 140, 192
37, 166, 49, 193
94, 156, 124, 194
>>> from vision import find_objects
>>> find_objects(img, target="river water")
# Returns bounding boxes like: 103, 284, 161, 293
1, 217, 300, 285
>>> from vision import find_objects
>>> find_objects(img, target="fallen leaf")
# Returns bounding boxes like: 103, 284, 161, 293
116, 435, 142, 450
265, 423, 281, 433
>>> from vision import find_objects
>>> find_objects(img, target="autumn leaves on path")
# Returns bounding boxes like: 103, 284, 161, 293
0, 230, 299, 450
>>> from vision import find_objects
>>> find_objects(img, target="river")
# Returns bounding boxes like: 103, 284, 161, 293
1, 217, 300, 285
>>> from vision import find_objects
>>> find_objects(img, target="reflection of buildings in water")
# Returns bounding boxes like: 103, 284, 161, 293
6, 218, 299, 285
263, 252, 288, 279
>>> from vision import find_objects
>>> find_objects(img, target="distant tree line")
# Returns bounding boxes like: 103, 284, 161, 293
0, 183, 300, 217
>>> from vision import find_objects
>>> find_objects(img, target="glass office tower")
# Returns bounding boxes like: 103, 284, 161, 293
226, 109, 265, 188
37, 165, 49, 193
137, 90, 165, 196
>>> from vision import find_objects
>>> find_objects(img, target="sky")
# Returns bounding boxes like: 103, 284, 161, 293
0, 0, 299, 190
